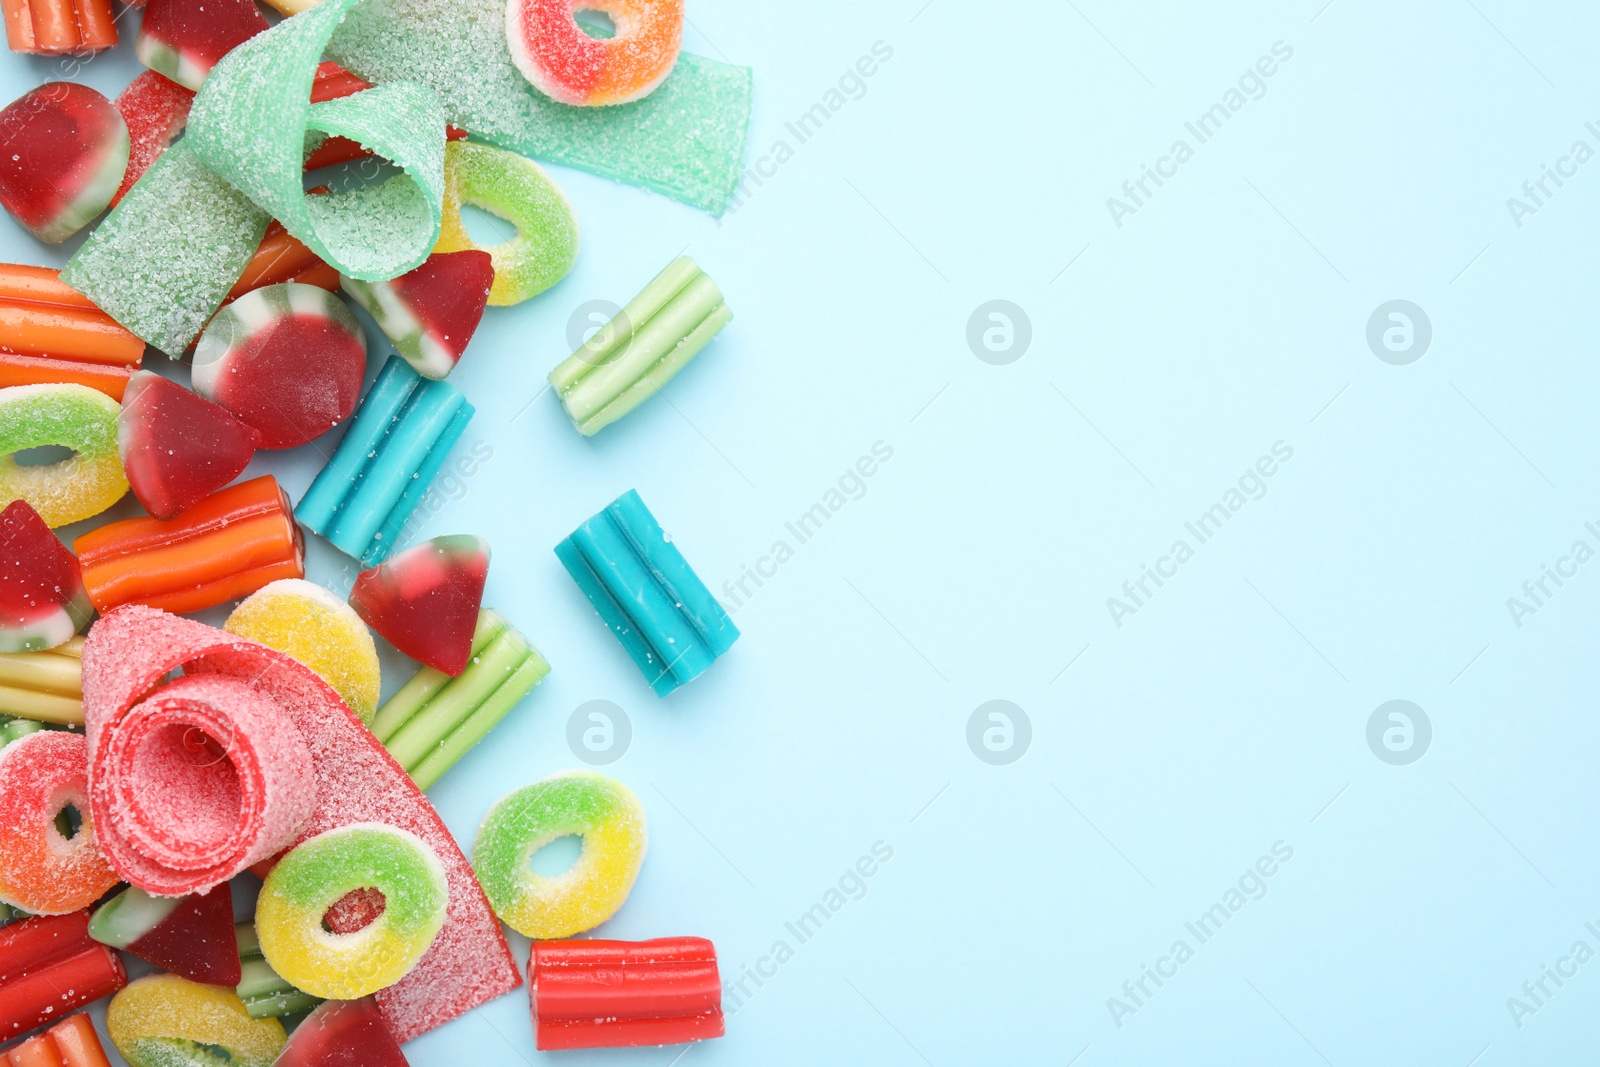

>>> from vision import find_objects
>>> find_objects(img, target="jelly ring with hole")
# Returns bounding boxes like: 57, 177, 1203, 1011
0, 383, 127, 527
506, 0, 683, 107
0, 731, 120, 915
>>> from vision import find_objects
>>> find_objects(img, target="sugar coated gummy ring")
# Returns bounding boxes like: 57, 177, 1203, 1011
224, 578, 381, 724
0, 731, 119, 915
434, 140, 579, 307
107, 974, 287, 1067
472, 770, 647, 938
256, 822, 450, 1000
506, 0, 684, 107
0, 382, 127, 527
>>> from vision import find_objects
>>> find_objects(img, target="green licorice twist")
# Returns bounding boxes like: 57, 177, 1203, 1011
549, 257, 732, 436
373, 609, 550, 791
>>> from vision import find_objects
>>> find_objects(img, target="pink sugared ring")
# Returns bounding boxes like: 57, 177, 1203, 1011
506, 0, 684, 107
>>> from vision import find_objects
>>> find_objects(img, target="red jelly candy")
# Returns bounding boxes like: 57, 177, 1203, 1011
274, 997, 407, 1067
530, 937, 725, 1050
88, 882, 242, 986
118, 370, 259, 521
341, 251, 493, 380
135, 0, 268, 91
111, 69, 194, 207
0, 499, 91, 653
348, 535, 489, 676
192, 284, 368, 451
0, 82, 129, 244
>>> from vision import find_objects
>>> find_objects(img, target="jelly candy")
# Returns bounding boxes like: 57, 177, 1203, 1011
227, 222, 339, 303
136, 0, 269, 92
271, 996, 406, 1067
0, 83, 128, 244
0, 635, 83, 725
2, 0, 117, 55
349, 535, 488, 676
530, 937, 724, 1050
507, 0, 683, 106
193, 284, 368, 450
0, 264, 144, 400
0, 911, 126, 1039
118, 371, 259, 521
0, 500, 90, 653
89, 883, 241, 987
112, 71, 194, 207
234, 922, 320, 1020
0, 383, 127, 528
341, 250, 493, 379
0, 1013, 114, 1067
106, 975, 285, 1067
0, 731, 118, 915
224, 579, 381, 724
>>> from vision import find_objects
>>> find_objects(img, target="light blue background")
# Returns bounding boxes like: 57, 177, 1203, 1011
6, 0, 1600, 1063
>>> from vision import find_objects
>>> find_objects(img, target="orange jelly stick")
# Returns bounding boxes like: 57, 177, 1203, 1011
74, 475, 305, 614
2, 1014, 113, 1067
226, 222, 339, 302
2, 0, 117, 54
0, 265, 143, 400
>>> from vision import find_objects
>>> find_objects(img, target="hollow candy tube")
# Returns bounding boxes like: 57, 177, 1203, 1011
550, 256, 731, 436
1, 1014, 113, 1067
74, 475, 304, 614
530, 937, 724, 1050
0, 637, 82, 724
0, 911, 127, 1040
555, 489, 738, 696
372, 609, 549, 790
0, 266, 144, 400
296, 355, 473, 567
1, 0, 116, 54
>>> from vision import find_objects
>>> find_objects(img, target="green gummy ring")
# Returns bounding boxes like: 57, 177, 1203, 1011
0, 383, 127, 527
433, 140, 579, 307
184, 0, 446, 281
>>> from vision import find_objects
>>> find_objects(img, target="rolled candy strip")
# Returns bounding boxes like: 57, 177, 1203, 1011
507, 0, 683, 106
0, 384, 127, 528
0, 1013, 114, 1067
305, 60, 469, 173
0, 265, 144, 400
556, 489, 739, 696
81, 606, 520, 1041
105, 975, 286, 1067
1, 0, 116, 53
0, 501, 91, 655
372, 609, 550, 790
433, 139, 579, 307
112, 71, 195, 208
530, 937, 724, 1050
225, 579, 381, 724
234, 923, 320, 1020
74, 475, 304, 615
550, 256, 732, 436
257, 823, 450, 1000
89, 883, 240, 986
0, 911, 127, 1039
0, 84, 128, 244
0, 732, 118, 915
0, 637, 82, 724
472, 771, 646, 939
297, 356, 474, 567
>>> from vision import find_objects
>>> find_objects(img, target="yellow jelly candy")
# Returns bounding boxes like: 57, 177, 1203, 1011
106, 974, 287, 1067
0, 383, 127, 527
224, 578, 381, 723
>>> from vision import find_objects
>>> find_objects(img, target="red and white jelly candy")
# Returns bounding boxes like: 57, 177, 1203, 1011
88, 882, 242, 986
119, 371, 259, 521
135, 0, 268, 91
193, 284, 368, 451
348, 535, 489, 676
341, 250, 493, 380
506, 0, 683, 106
112, 69, 194, 206
0, 499, 91, 653
0, 82, 129, 244
274, 996, 407, 1067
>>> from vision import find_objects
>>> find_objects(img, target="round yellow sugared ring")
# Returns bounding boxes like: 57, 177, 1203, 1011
256, 823, 449, 1000
0, 383, 127, 526
471, 770, 646, 938
224, 579, 381, 723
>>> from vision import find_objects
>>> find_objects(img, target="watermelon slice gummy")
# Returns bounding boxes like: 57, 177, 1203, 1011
118, 371, 259, 520
0, 82, 129, 244
135, 0, 269, 92
273, 997, 407, 1067
341, 251, 493, 380
348, 535, 489, 676
193, 284, 368, 450
0, 500, 91, 653
88, 882, 242, 986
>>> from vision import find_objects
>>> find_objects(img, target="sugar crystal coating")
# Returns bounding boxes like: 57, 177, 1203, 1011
0, 730, 119, 914
106, 974, 286, 1067
0, 382, 127, 527
224, 578, 381, 723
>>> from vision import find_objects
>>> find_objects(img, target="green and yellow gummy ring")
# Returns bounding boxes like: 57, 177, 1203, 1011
255, 822, 449, 1000
472, 770, 646, 939
0, 383, 127, 527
